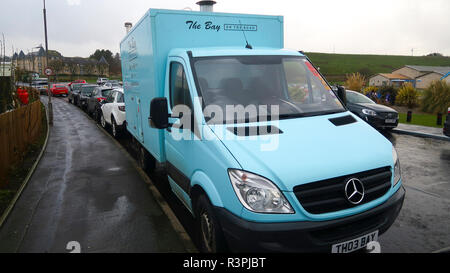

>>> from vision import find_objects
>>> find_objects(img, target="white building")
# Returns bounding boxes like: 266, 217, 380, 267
0, 62, 12, 77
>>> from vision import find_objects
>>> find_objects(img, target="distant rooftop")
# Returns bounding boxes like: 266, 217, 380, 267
379, 73, 411, 80
406, 65, 450, 75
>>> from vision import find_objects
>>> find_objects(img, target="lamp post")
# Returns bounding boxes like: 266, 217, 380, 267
43, 0, 53, 125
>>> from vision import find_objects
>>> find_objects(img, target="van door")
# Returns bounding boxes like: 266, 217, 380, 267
136, 96, 144, 142
164, 57, 197, 208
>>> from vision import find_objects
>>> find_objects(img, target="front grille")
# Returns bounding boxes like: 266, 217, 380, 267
310, 211, 387, 243
293, 167, 392, 214
378, 112, 398, 119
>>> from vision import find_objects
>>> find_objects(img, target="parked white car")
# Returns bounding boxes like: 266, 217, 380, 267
100, 88, 125, 138
97, 77, 109, 85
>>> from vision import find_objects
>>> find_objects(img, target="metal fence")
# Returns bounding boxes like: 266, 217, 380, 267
0, 100, 44, 185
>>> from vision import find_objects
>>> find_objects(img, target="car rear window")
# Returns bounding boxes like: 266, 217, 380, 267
102, 89, 113, 97
81, 86, 96, 95
117, 92, 124, 103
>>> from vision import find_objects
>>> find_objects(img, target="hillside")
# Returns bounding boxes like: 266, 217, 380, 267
305, 52, 450, 84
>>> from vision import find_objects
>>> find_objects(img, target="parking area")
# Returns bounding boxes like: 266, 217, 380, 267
378, 132, 450, 252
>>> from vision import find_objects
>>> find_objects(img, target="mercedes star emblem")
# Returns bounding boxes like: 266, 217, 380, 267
345, 178, 365, 205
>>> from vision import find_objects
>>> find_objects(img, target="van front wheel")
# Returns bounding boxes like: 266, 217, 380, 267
195, 194, 227, 253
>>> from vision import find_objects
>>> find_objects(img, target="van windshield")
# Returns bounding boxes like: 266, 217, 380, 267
192, 56, 345, 124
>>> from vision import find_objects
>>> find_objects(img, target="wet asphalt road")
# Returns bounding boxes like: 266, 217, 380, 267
0, 96, 187, 253
378, 132, 450, 253
2, 95, 449, 253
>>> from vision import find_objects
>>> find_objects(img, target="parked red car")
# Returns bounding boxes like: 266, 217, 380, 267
68, 79, 87, 88
50, 84, 69, 96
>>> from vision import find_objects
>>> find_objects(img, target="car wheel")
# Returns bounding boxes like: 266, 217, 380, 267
100, 113, 107, 129
93, 109, 98, 123
112, 117, 120, 138
195, 194, 227, 253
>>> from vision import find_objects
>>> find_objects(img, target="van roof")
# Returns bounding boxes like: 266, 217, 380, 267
170, 47, 304, 58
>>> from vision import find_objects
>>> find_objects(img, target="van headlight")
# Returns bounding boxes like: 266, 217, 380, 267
228, 169, 294, 214
392, 147, 402, 186
362, 109, 377, 116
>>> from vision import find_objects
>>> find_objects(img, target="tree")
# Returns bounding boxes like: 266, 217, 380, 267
90, 49, 113, 63
426, 53, 444, 57
66, 61, 78, 80
49, 59, 64, 81
110, 53, 122, 75
396, 83, 419, 109
421, 80, 450, 114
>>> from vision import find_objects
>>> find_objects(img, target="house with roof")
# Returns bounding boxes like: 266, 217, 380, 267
12, 46, 109, 77
369, 73, 413, 88
393, 65, 450, 89
370, 65, 450, 89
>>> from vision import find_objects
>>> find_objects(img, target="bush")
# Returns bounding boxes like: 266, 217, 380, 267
379, 85, 398, 105
421, 80, 450, 114
396, 83, 420, 109
345, 73, 366, 92
363, 86, 379, 95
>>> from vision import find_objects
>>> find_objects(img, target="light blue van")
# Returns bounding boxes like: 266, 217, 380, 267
120, 8, 405, 253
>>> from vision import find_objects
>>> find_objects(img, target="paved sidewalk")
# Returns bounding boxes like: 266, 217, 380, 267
0, 97, 189, 253
393, 123, 449, 141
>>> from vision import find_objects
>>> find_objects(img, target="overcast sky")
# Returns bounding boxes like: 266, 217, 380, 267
1, 0, 449, 58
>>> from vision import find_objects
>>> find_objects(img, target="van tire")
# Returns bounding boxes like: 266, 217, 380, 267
195, 194, 227, 253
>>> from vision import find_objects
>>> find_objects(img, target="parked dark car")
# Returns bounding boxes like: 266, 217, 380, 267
444, 107, 450, 137
86, 86, 114, 119
69, 83, 87, 105
78, 84, 98, 110
346, 90, 399, 130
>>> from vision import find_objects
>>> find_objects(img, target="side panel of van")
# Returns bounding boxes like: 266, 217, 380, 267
121, 13, 164, 161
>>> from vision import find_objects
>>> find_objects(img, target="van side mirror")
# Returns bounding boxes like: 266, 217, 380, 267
149, 97, 169, 129
336, 86, 347, 106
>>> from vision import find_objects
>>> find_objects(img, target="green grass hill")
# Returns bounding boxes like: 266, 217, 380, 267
305, 52, 450, 84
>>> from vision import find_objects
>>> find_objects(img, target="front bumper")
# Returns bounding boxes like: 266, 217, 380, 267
444, 120, 450, 137
366, 116, 398, 129
216, 186, 405, 253
52, 90, 68, 95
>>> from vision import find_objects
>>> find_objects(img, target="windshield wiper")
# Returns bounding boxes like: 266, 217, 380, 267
279, 109, 346, 120
278, 113, 307, 120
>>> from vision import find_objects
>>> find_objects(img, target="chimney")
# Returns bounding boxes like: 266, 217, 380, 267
196, 0, 216, 12
124, 22, 133, 34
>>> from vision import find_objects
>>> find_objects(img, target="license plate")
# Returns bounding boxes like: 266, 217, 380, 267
385, 119, 397, 123
331, 230, 378, 253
